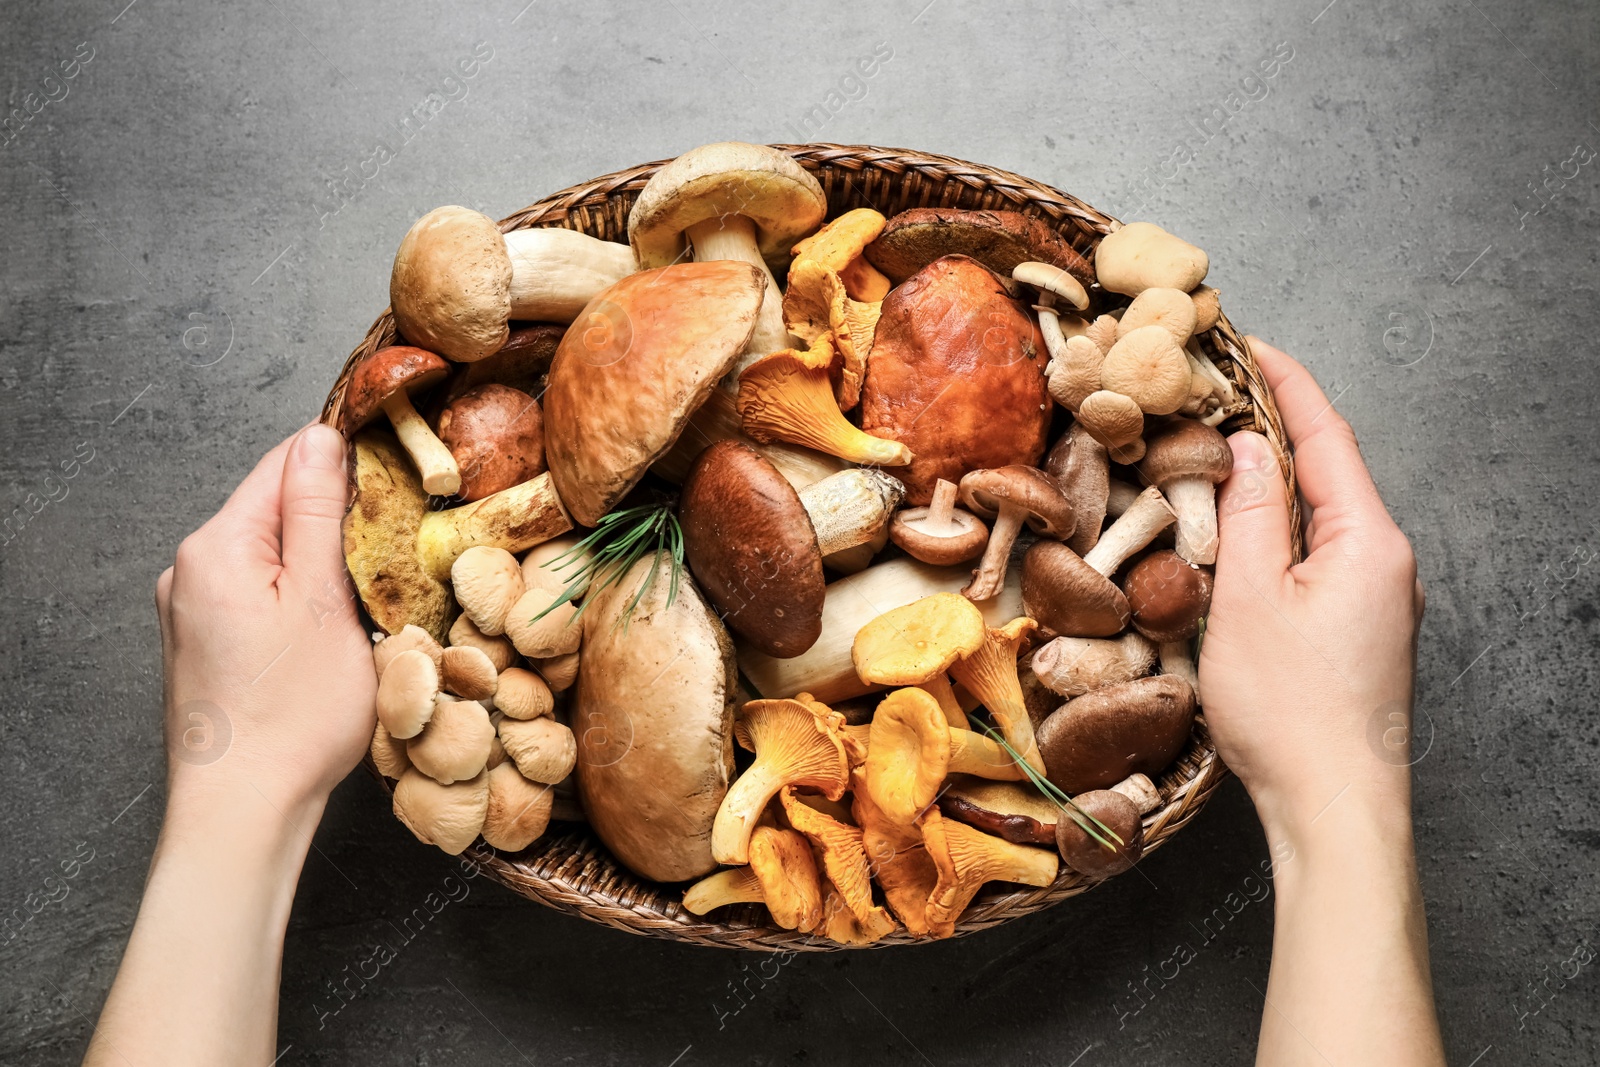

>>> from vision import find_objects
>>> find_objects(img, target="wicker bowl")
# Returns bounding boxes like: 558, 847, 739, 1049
322, 144, 1298, 950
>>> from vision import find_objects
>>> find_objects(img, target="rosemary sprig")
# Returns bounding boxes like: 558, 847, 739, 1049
530, 501, 685, 630
972, 719, 1125, 852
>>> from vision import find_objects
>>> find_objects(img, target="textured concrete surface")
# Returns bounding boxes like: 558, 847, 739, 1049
3, 0, 1598, 1063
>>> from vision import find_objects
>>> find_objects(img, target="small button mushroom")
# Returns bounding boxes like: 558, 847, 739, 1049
958, 467, 1076, 603
889, 479, 990, 566
496, 715, 577, 785
1138, 420, 1234, 565
738, 338, 914, 468
1031, 632, 1158, 697
1125, 549, 1213, 695
407, 696, 495, 784
921, 808, 1060, 933
493, 667, 553, 721
1117, 287, 1199, 344
446, 613, 516, 673
865, 208, 1094, 289
629, 142, 827, 370
481, 762, 554, 852
502, 583, 581, 660
684, 825, 825, 933
435, 384, 545, 502
1056, 789, 1144, 877
450, 546, 525, 637
1036, 674, 1197, 794
1044, 424, 1110, 556
938, 777, 1063, 845
851, 592, 986, 728
390, 205, 635, 362
949, 617, 1044, 772
376, 649, 441, 739
373, 624, 444, 678
1100, 326, 1193, 416
392, 768, 489, 855
711, 698, 850, 866
369, 720, 411, 780
340, 346, 462, 496
1093, 221, 1209, 297
1075, 390, 1147, 464
439, 644, 498, 702
1021, 486, 1175, 637
1190, 285, 1222, 333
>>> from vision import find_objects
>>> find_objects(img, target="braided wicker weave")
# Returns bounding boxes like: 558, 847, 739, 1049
322, 144, 1299, 950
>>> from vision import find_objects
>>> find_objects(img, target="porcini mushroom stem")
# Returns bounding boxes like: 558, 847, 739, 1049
1082, 487, 1175, 577
502, 227, 636, 323
1165, 478, 1219, 565
686, 215, 790, 371
798, 469, 905, 558
962, 504, 1027, 602
1158, 639, 1200, 700
416, 473, 573, 580
381, 391, 462, 497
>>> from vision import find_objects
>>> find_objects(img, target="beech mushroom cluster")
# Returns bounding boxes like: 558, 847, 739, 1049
340, 142, 1243, 931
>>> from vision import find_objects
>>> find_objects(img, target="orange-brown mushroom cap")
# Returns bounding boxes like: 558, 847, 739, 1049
711, 699, 849, 865
435, 384, 545, 502
339, 346, 452, 436
864, 688, 952, 826
922, 807, 1059, 932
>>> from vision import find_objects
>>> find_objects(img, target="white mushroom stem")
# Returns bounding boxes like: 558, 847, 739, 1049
920, 479, 962, 536
798, 468, 905, 557
1082, 487, 1175, 577
381, 391, 461, 497
965, 503, 1029, 602
502, 228, 636, 323
1105, 479, 1142, 518
1185, 340, 1237, 406
1163, 477, 1220, 565
1158, 638, 1200, 701
1110, 773, 1163, 815
685, 215, 790, 375
1031, 632, 1156, 697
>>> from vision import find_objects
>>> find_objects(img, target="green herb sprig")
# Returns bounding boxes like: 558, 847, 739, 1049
973, 719, 1125, 852
531, 501, 684, 630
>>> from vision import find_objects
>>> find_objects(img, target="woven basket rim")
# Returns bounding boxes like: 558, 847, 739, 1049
325, 143, 1299, 951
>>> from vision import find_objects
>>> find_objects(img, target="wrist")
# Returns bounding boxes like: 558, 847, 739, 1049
1255, 777, 1419, 891
160, 774, 327, 884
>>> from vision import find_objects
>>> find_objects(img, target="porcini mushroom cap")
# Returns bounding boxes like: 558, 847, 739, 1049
436, 384, 545, 502
1138, 419, 1234, 487
343, 431, 451, 639
1055, 789, 1144, 877
542, 261, 765, 525
1124, 550, 1213, 642
628, 142, 827, 271
390, 206, 512, 362
392, 767, 489, 855
1037, 675, 1197, 794
339, 346, 452, 436
1020, 540, 1130, 638
679, 440, 826, 659
481, 761, 553, 852
851, 592, 987, 688
407, 696, 495, 784
958, 466, 1076, 539
866, 208, 1093, 287
434, 322, 563, 409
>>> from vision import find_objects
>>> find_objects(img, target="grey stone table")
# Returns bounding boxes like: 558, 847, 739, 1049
3, 0, 1596, 1063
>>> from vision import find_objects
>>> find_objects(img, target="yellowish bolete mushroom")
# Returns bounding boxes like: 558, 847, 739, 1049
922, 806, 1059, 931
407, 696, 495, 785
684, 825, 825, 933
710, 698, 849, 865
392, 768, 489, 855
949, 617, 1044, 773
738, 336, 913, 468
851, 591, 986, 728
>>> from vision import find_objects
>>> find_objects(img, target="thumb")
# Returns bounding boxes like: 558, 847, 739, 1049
279, 424, 350, 589
1215, 431, 1294, 581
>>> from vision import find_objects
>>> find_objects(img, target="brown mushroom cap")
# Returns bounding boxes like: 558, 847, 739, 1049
678, 440, 826, 659
1037, 675, 1197, 794
1138, 419, 1234, 486
1020, 540, 1129, 637
958, 466, 1076, 539
1124, 550, 1213, 642
542, 261, 765, 526
865, 208, 1093, 287
435, 384, 544, 502
888, 506, 990, 566
434, 323, 563, 410
390, 206, 513, 362
339, 346, 451, 436
1056, 790, 1144, 877
1045, 424, 1111, 556
938, 777, 1060, 845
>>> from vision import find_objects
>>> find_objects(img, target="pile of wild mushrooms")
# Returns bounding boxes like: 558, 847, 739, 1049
341, 142, 1236, 941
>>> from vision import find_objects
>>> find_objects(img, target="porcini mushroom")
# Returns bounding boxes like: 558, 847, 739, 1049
684, 825, 825, 933
1124, 549, 1213, 694
889, 478, 990, 565
1031, 632, 1158, 697
1055, 788, 1144, 877
435, 384, 544, 502
851, 592, 985, 728
339, 345, 461, 496
1093, 221, 1209, 297
390, 205, 635, 362
344, 430, 571, 640
1045, 423, 1110, 556
678, 440, 903, 659
737, 337, 913, 467
392, 768, 489, 855
948, 617, 1045, 772
1099, 326, 1192, 416
433, 322, 563, 409
481, 761, 553, 852
711, 698, 849, 865
450, 546, 525, 637
958, 467, 1075, 602
922, 808, 1059, 931
863, 688, 952, 825
496, 714, 577, 785
1036, 674, 1197, 794
629, 142, 827, 372
376, 649, 440, 739
865, 208, 1093, 288
407, 696, 495, 784
1138, 419, 1234, 565
541, 261, 766, 525
1020, 486, 1175, 637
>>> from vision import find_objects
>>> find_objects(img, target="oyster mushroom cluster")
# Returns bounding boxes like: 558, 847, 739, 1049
339, 141, 1239, 925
